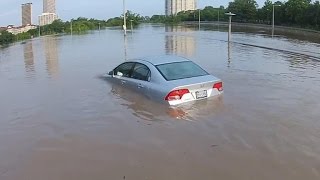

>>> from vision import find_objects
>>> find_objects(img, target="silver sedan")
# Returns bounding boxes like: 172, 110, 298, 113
106, 55, 223, 106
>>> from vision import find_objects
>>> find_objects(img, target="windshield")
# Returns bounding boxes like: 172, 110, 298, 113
156, 61, 209, 81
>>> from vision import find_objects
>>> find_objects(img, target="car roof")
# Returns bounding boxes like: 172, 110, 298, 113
136, 55, 191, 66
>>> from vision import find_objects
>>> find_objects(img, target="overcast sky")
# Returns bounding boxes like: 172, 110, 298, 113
0, 0, 266, 26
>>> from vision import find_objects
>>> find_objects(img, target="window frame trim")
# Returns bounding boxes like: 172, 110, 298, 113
130, 62, 152, 82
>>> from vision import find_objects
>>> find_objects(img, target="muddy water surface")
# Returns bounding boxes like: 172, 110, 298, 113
0, 24, 320, 180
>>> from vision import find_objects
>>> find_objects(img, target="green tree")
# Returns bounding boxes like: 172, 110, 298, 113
285, 0, 311, 24
0, 31, 15, 45
227, 0, 258, 22
303, 1, 320, 28
16, 32, 32, 41
260, 0, 273, 23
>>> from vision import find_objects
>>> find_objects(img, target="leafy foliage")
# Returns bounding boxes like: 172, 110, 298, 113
150, 0, 320, 30
0, 31, 15, 45
227, 0, 258, 22
0, 11, 147, 45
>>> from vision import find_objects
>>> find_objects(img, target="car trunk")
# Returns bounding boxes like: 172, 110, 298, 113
164, 75, 222, 105
167, 75, 220, 91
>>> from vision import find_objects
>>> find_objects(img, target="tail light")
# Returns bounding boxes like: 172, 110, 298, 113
213, 82, 223, 91
165, 89, 190, 101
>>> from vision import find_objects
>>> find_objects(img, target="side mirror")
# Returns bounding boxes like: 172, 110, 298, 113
108, 71, 113, 75
116, 72, 123, 77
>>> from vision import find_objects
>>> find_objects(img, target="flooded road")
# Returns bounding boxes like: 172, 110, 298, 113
0, 24, 320, 180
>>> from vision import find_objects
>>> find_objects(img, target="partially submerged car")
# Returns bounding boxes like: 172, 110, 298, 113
106, 55, 223, 106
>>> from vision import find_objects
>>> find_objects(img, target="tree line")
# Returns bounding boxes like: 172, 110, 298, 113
1, 0, 320, 46
150, 0, 320, 30
0, 11, 146, 46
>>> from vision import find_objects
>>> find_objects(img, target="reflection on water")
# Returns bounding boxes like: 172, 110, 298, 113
43, 37, 59, 77
109, 82, 224, 121
23, 42, 34, 73
165, 26, 196, 57
228, 41, 231, 66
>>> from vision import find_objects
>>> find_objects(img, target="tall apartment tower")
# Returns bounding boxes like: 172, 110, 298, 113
39, 0, 58, 26
22, 3, 32, 25
166, 0, 197, 16
43, 0, 56, 13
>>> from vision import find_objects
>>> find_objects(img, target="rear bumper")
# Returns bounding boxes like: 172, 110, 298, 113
167, 90, 223, 106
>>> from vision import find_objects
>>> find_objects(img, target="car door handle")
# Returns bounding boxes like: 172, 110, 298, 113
121, 80, 126, 84
137, 84, 144, 89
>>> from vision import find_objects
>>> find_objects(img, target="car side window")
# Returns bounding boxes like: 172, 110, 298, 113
114, 62, 135, 77
131, 63, 150, 81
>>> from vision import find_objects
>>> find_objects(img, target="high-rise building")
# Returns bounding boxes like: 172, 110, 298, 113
39, 13, 58, 26
22, 3, 32, 25
166, 0, 197, 16
39, 0, 57, 26
43, 0, 56, 13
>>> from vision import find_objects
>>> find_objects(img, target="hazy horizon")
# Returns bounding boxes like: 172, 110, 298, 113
0, 0, 266, 26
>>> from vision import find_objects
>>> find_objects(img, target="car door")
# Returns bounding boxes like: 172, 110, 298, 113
127, 63, 151, 97
113, 62, 136, 87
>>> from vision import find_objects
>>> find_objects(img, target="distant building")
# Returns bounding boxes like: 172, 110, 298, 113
166, 0, 197, 16
6, 25, 37, 35
43, 0, 56, 13
22, 3, 32, 26
39, 0, 57, 26
0, 27, 7, 32
39, 13, 58, 26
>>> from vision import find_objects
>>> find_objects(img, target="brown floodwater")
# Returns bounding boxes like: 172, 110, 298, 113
0, 24, 320, 180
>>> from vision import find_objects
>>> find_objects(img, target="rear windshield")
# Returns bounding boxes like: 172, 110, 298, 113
156, 61, 209, 81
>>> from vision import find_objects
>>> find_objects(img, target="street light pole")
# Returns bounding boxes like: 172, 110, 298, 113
225, 12, 235, 65
123, 0, 127, 36
272, 4, 280, 37
225, 12, 236, 43
60, 10, 73, 36
70, 19, 73, 36
38, 16, 41, 37
198, 8, 201, 30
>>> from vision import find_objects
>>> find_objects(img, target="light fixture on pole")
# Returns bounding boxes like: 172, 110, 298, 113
272, 4, 281, 37
225, 12, 236, 43
123, 0, 127, 36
